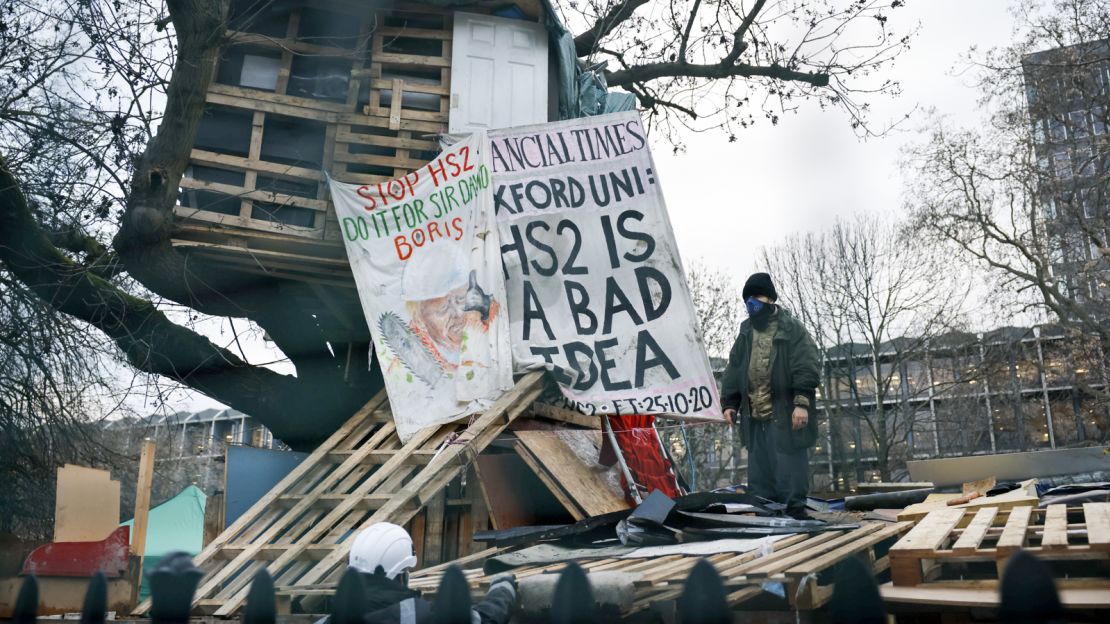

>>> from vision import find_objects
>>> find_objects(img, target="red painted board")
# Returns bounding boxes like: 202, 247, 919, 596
21, 526, 130, 578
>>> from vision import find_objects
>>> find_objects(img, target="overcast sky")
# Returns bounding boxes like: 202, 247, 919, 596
172, 1, 1023, 414
657, 0, 1019, 284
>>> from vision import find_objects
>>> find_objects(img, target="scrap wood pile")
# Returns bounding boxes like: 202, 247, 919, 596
408, 488, 914, 616
407, 453, 1110, 618
128, 372, 546, 617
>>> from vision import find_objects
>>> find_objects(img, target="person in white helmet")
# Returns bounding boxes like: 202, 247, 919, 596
343, 522, 517, 624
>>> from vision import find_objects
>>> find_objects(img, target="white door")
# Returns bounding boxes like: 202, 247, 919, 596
449, 12, 549, 133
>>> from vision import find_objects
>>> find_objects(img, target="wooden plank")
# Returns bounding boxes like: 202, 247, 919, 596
226, 30, 359, 61
716, 533, 840, 577
951, 507, 999, 553
880, 582, 1110, 608
745, 525, 885, 578
334, 128, 437, 150
374, 52, 451, 68
180, 177, 329, 211
1041, 504, 1069, 550
996, 505, 1034, 553
423, 491, 446, 566
130, 441, 156, 557
784, 522, 912, 576
324, 448, 438, 463
388, 78, 403, 130
190, 149, 326, 182
173, 206, 324, 239
528, 402, 601, 429
514, 430, 628, 517
891, 508, 965, 555
54, 465, 120, 543
275, 493, 391, 509
510, 441, 587, 520
1085, 502, 1110, 549
330, 148, 430, 171
897, 480, 1038, 523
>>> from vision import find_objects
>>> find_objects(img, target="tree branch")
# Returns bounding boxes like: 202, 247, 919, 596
573, 0, 652, 57
0, 154, 314, 442
606, 60, 829, 90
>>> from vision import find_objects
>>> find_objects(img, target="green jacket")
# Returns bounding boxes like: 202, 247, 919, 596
720, 307, 821, 452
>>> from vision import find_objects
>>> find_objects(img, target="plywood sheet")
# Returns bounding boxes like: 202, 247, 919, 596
907, 446, 1110, 487
54, 465, 120, 543
897, 479, 1038, 523
515, 430, 629, 517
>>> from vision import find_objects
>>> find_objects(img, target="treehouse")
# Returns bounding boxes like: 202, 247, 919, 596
172, 0, 597, 339
164, 0, 640, 582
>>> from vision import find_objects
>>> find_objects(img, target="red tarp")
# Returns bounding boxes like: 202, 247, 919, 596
599, 414, 681, 503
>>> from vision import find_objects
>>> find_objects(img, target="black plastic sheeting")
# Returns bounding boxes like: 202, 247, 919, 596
473, 490, 855, 548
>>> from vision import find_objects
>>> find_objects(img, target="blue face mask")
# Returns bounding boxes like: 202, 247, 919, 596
745, 297, 765, 316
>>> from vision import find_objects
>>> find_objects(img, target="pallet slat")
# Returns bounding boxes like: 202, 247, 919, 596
996, 505, 1033, 553
951, 507, 998, 553
1085, 502, 1110, 548
1041, 505, 1069, 550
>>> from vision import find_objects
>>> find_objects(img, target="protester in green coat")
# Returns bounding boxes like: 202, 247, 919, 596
720, 273, 821, 518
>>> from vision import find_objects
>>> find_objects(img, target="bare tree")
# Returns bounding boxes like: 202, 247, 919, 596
760, 214, 968, 481
0, 0, 915, 454
657, 262, 741, 489
563, 0, 914, 145
905, 0, 1110, 412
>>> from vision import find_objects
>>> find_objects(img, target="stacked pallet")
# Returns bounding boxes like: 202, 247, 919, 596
132, 371, 543, 617
889, 503, 1110, 588
172, 2, 456, 285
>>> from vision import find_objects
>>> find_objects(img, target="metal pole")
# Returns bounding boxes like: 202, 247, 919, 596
603, 415, 643, 504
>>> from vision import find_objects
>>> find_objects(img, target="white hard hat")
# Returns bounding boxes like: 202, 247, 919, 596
401, 244, 468, 302
348, 522, 418, 579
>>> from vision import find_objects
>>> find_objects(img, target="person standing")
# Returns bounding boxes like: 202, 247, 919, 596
720, 273, 821, 519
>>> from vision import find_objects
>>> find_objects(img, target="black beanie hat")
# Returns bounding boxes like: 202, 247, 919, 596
742, 273, 777, 302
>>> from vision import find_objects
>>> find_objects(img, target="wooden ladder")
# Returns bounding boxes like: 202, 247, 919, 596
132, 371, 543, 617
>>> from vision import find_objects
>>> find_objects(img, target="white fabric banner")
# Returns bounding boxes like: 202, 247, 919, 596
328, 132, 513, 440
490, 112, 722, 420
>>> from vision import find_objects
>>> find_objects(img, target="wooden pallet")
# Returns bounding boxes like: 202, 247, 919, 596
889, 503, 1110, 587
407, 521, 912, 613
132, 371, 543, 617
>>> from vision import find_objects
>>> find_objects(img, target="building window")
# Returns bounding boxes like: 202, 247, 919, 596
1093, 106, 1107, 135
1053, 150, 1072, 178
1068, 110, 1089, 139
1049, 117, 1067, 142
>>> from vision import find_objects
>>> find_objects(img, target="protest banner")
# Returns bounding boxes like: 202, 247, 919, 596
490, 112, 722, 420
328, 131, 513, 440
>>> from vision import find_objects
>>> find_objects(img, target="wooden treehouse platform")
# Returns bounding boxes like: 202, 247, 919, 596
172, 0, 550, 290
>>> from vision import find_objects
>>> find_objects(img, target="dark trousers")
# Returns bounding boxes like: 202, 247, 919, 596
747, 418, 810, 511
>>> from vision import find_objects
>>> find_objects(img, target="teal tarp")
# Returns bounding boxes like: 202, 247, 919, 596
121, 485, 207, 599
